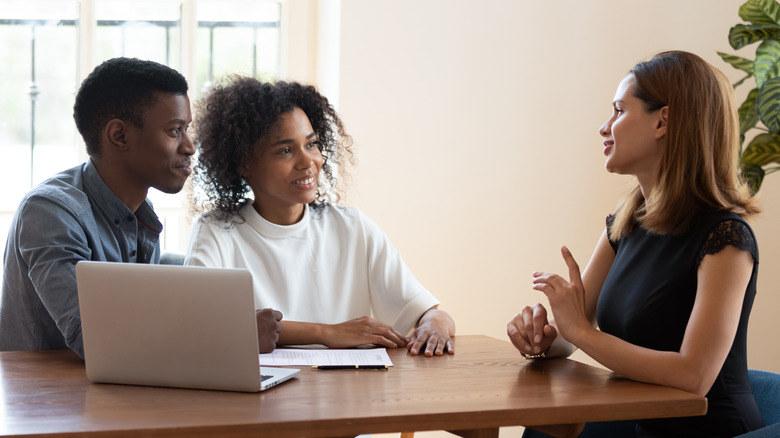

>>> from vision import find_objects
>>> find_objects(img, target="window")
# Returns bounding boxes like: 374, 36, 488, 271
0, 0, 290, 255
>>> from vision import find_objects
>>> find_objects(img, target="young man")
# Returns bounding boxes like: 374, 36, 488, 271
0, 58, 195, 358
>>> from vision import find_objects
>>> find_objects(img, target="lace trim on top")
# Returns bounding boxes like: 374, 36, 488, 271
696, 220, 756, 268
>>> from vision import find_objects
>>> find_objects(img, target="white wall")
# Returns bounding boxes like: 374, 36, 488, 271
336, 2, 779, 435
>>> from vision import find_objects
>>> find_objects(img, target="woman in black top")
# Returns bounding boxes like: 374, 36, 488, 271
508, 50, 763, 437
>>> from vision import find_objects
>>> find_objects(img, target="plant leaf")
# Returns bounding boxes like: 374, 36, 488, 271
756, 76, 780, 131
734, 74, 752, 87
755, 39, 780, 87
739, 0, 780, 25
728, 24, 780, 49
739, 88, 760, 136
741, 163, 765, 195
718, 51, 755, 74
743, 132, 780, 166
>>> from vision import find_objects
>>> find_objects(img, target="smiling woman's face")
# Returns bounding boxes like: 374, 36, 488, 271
244, 107, 323, 225
599, 74, 667, 189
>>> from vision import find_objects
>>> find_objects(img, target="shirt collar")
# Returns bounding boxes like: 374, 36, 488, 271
83, 159, 162, 233
241, 202, 310, 238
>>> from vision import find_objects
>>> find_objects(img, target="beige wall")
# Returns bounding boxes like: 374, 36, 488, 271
337, 0, 779, 398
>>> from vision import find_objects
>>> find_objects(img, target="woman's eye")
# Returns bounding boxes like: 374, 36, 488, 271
307, 141, 320, 149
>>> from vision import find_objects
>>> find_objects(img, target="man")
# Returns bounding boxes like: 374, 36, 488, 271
0, 58, 195, 358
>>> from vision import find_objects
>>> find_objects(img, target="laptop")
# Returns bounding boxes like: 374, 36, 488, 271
75, 261, 300, 392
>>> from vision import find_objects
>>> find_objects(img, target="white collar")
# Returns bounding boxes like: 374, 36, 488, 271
241, 202, 310, 239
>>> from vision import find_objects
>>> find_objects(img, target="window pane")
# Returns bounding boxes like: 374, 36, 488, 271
94, 0, 181, 67
195, 0, 280, 95
32, 24, 81, 184
198, 0, 279, 22
0, 0, 79, 209
256, 26, 280, 74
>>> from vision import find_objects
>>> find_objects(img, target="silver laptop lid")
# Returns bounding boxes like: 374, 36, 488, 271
76, 262, 263, 392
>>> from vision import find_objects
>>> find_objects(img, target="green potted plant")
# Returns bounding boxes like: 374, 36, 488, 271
718, 0, 780, 194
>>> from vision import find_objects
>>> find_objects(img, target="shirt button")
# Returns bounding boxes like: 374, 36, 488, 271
128, 215, 135, 222
114, 219, 120, 225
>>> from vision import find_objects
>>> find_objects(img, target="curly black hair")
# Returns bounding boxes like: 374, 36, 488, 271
192, 75, 353, 220
73, 57, 188, 156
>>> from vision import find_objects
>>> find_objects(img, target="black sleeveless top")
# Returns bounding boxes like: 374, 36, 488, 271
597, 211, 764, 437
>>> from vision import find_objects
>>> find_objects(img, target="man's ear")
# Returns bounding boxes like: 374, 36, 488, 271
655, 106, 668, 140
104, 119, 129, 152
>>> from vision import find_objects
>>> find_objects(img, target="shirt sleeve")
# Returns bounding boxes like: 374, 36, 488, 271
696, 219, 758, 268
16, 196, 91, 358
184, 215, 225, 268
358, 211, 439, 335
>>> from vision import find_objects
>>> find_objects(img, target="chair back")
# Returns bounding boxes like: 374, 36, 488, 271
160, 252, 186, 265
749, 369, 780, 426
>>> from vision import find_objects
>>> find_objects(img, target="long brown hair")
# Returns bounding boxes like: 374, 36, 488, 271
610, 51, 759, 240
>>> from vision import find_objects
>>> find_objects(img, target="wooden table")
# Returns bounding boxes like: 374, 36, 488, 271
0, 335, 706, 438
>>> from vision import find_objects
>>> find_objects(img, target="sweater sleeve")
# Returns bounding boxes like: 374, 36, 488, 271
358, 211, 439, 335
185, 215, 225, 268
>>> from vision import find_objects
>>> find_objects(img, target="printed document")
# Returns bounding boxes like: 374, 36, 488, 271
259, 348, 393, 367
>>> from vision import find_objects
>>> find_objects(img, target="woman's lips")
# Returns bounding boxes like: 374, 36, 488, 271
603, 140, 613, 156
293, 176, 316, 189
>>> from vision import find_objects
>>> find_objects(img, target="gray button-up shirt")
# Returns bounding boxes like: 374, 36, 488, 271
0, 160, 162, 358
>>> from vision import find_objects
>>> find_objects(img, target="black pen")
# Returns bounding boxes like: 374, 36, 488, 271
312, 365, 389, 370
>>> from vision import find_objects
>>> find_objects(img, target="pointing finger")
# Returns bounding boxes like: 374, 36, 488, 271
561, 246, 584, 289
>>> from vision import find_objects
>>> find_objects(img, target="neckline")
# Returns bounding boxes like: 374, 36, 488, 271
241, 202, 310, 238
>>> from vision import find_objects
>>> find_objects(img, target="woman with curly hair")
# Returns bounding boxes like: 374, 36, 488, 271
186, 76, 455, 356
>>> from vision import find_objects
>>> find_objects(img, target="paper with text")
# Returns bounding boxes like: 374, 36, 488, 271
259, 348, 393, 367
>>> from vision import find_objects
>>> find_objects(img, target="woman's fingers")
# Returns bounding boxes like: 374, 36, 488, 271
561, 246, 584, 289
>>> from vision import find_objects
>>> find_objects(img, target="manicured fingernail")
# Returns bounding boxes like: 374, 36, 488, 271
535, 335, 541, 343
533, 346, 541, 354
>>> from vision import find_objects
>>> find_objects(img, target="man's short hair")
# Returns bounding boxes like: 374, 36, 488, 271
73, 57, 189, 156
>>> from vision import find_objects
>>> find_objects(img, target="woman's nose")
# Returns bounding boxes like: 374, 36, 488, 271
296, 155, 312, 169
296, 149, 319, 169
599, 121, 610, 138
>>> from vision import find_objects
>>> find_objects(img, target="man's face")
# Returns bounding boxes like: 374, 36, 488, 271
123, 92, 194, 194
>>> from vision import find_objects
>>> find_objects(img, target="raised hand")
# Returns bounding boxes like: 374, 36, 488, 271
531, 246, 590, 342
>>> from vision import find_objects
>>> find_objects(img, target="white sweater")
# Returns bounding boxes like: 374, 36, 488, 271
185, 203, 439, 334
